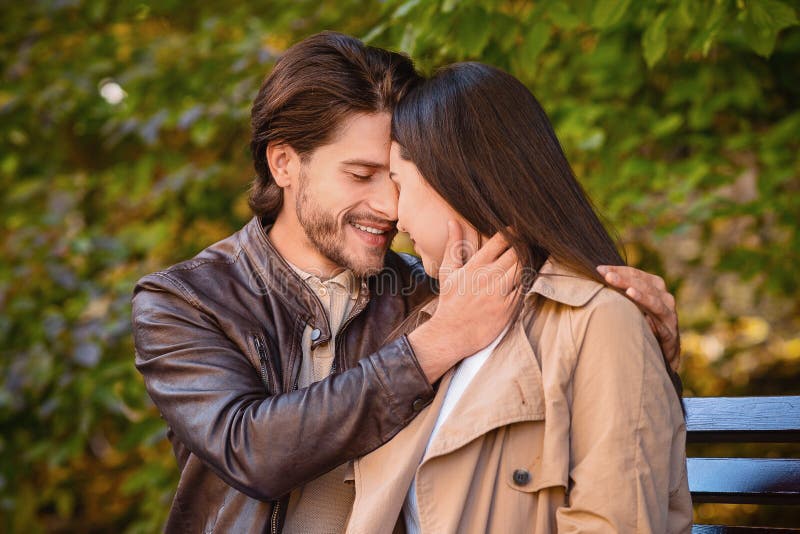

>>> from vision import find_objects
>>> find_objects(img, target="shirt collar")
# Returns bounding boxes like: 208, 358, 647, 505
287, 262, 361, 298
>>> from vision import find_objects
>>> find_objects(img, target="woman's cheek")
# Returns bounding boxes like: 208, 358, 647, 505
427, 222, 454, 279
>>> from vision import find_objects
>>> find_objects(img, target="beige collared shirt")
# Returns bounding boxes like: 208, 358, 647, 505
282, 264, 361, 534
290, 264, 360, 387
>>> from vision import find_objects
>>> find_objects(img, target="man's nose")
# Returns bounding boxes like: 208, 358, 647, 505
369, 175, 399, 221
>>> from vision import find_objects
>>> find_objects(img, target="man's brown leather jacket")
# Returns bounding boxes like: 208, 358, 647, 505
132, 216, 436, 533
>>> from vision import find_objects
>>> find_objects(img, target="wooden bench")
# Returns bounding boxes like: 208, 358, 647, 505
686, 396, 800, 532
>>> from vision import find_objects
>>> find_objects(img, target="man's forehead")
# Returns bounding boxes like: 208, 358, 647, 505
326, 112, 391, 167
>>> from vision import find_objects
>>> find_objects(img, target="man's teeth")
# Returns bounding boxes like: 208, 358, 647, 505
351, 222, 386, 235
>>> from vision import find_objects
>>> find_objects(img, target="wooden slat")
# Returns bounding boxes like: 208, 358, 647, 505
685, 396, 800, 443
693, 525, 800, 533
688, 458, 800, 504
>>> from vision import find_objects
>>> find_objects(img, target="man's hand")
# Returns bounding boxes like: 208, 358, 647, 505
409, 221, 521, 383
597, 265, 681, 371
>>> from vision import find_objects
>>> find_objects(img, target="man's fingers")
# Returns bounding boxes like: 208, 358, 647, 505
626, 286, 671, 319
668, 334, 682, 371
599, 265, 666, 290
645, 313, 659, 337
469, 230, 511, 265
439, 220, 465, 277
643, 308, 681, 371
502, 261, 523, 295
603, 264, 683, 370
601, 265, 674, 321
493, 246, 518, 274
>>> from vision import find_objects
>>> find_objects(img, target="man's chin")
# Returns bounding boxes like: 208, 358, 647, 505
345, 250, 387, 278
345, 240, 391, 277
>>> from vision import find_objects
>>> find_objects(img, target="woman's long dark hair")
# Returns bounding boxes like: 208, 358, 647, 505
392, 62, 682, 402
393, 62, 624, 283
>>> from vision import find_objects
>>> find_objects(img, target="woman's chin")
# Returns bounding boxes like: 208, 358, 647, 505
424, 259, 443, 280
418, 254, 438, 279
418, 249, 446, 280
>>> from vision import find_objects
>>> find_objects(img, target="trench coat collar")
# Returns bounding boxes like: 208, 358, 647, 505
526, 258, 605, 307
419, 257, 605, 318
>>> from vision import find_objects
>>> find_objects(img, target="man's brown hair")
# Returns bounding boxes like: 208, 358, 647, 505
249, 31, 421, 219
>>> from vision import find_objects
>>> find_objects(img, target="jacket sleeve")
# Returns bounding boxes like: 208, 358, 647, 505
131, 273, 435, 502
554, 292, 688, 533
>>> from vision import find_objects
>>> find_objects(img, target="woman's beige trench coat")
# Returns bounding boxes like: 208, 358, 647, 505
346, 260, 693, 534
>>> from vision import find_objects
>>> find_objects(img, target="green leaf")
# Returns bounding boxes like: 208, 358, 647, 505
520, 21, 551, 63
591, 0, 633, 29
675, 0, 696, 29
454, 7, 492, 57
743, 20, 780, 56
743, 0, 798, 56
442, 0, 461, 14
688, 0, 727, 56
547, 2, 582, 30
642, 11, 669, 68
748, 0, 798, 31
361, 23, 386, 44
399, 23, 422, 57
651, 113, 684, 138
394, 0, 422, 19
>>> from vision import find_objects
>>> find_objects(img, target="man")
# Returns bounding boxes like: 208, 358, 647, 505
132, 32, 681, 533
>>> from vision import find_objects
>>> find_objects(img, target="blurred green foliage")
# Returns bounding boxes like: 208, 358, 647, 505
1, 0, 798, 531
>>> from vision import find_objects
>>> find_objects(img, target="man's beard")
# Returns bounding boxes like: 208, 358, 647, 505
295, 171, 388, 278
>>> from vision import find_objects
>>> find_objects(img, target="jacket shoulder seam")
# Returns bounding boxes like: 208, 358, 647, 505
153, 244, 246, 308
150, 271, 201, 309
164, 243, 244, 274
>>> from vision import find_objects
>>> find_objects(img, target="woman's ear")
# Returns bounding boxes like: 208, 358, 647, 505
266, 142, 299, 188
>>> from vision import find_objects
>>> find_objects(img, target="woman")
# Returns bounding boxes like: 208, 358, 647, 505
345, 63, 692, 533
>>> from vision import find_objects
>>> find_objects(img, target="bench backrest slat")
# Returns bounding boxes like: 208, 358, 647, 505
685, 396, 800, 443
686, 395, 800, 532
692, 526, 800, 533
688, 458, 800, 504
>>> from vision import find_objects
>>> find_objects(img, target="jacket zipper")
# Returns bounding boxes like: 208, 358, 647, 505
256, 333, 282, 533
270, 500, 281, 534
253, 335, 271, 393
272, 294, 367, 532
330, 288, 370, 375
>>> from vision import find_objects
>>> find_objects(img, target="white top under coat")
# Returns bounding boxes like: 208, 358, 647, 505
402, 326, 510, 534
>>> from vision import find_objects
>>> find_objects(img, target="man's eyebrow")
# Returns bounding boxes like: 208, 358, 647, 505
340, 158, 387, 169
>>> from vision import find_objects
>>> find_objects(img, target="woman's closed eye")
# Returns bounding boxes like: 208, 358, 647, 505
348, 172, 372, 181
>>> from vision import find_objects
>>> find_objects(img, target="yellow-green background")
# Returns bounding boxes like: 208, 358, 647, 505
1, 1, 798, 531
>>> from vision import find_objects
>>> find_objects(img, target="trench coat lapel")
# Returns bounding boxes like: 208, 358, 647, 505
422, 319, 546, 462
346, 372, 454, 534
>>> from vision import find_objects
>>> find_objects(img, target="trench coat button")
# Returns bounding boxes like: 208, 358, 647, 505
412, 397, 425, 412
310, 328, 321, 341
512, 469, 531, 486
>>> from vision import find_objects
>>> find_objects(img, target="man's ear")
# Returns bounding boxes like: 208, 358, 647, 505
266, 142, 300, 188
